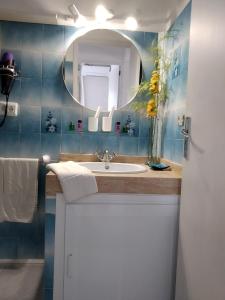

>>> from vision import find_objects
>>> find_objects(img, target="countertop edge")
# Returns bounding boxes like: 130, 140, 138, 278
46, 157, 182, 196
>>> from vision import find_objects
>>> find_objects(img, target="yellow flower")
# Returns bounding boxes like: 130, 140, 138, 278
151, 71, 160, 78
150, 78, 158, 85
148, 111, 157, 117
149, 70, 160, 94
151, 73, 159, 78
149, 83, 159, 94
146, 98, 157, 117
147, 99, 156, 108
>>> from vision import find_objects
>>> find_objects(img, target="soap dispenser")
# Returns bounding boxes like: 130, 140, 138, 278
115, 121, 121, 134
77, 120, 83, 133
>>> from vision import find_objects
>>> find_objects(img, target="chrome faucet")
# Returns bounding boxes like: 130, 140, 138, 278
96, 149, 116, 169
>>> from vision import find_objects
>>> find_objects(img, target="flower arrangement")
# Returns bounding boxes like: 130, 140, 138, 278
146, 67, 160, 117
132, 45, 170, 118
131, 35, 171, 163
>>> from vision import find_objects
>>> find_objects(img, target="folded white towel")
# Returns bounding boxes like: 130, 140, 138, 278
47, 161, 98, 202
0, 158, 38, 223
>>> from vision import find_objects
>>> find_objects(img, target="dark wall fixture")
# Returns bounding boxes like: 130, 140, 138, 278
0, 52, 19, 127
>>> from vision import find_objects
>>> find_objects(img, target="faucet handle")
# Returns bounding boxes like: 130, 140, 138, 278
95, 151, 103, 161
107, 151, 117, 161
96, 150, 116, 162
110, 151, 116, 159
96, 150, 107, 161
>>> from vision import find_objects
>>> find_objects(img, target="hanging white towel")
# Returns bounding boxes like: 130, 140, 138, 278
47, 161, 98, 202
0, 158, 38, 223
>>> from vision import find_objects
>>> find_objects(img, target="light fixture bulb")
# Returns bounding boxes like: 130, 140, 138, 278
75, 14, 87, 27
125, 16, 138, 30
95, 4, 114, 23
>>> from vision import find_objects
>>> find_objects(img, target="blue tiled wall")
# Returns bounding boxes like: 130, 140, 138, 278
0, 21, 156, 262
162, 2, 192, 163
45, 198, 56, 299
0, 21, 157, 161
0, 2, 191, 281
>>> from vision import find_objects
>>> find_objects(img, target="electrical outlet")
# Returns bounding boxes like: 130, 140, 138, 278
0, 101, 19, 117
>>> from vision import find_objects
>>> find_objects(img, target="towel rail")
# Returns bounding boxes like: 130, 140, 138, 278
0, 155, 51, 164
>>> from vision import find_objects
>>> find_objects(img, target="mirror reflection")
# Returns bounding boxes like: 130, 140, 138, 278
63, 29, 142, 112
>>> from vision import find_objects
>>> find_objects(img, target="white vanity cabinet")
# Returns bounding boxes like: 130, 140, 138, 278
54, 193, 179, 300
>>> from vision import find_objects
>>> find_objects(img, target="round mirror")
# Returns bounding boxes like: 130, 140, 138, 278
63, 29, 142, 112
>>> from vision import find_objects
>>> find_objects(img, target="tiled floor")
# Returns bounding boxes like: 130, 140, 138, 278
0, 261, 44, 300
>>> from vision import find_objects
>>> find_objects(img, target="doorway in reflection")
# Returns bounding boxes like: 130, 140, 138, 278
80, 64, 119, 111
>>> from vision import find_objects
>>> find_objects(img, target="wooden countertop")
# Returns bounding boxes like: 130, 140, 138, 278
46, 154, 182, 196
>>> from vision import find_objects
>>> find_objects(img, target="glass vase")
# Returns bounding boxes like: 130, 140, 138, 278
148, 104, 163, 165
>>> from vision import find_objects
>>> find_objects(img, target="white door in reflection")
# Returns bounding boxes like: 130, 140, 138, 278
80, 64, 119, 111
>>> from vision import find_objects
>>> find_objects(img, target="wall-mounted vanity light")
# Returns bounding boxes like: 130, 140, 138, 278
125, 17, 138, 30
95, 5, 114, 23
56, 3, 138, 30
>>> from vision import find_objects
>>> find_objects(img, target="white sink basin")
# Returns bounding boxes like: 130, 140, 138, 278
78, 162, 147, 174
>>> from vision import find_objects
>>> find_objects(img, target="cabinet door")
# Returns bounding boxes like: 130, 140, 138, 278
64, 196, 178, 300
